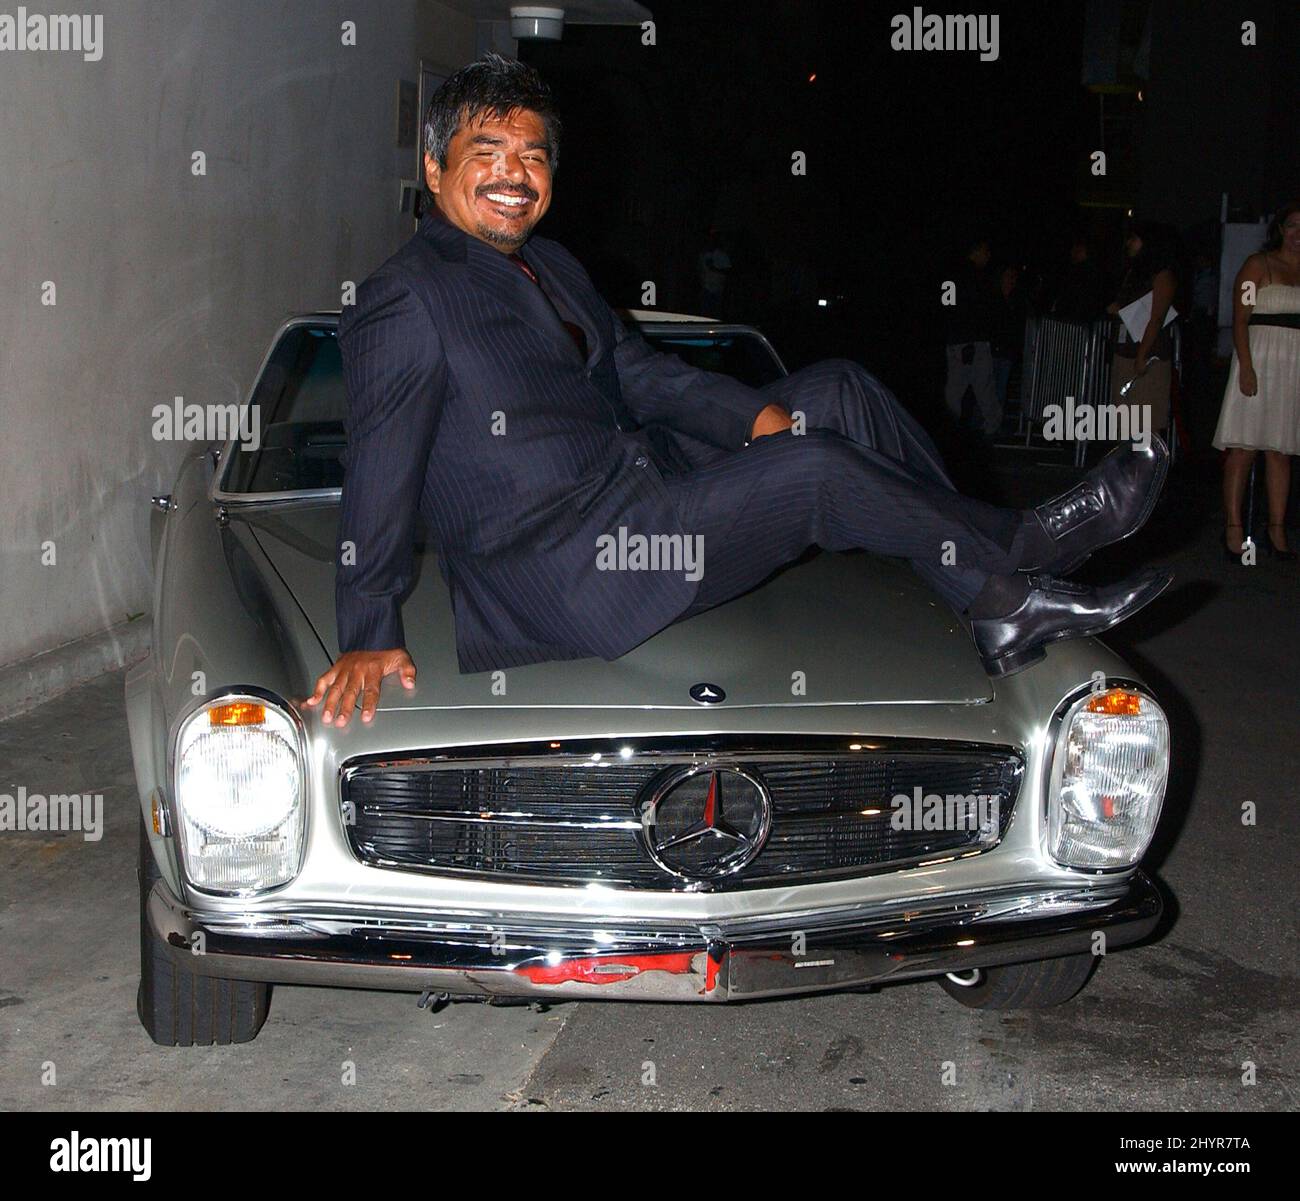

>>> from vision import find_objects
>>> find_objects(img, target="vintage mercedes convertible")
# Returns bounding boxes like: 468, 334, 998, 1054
126, 311, 1169, 1045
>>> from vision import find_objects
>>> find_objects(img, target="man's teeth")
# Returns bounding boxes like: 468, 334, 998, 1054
486, 193, 529, 206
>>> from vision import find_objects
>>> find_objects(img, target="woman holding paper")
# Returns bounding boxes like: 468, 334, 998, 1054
1107, 222, 1179, 437
1214, 201, 1300, 561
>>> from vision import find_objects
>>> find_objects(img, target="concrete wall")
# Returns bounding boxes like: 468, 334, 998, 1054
0, 0, 477, 669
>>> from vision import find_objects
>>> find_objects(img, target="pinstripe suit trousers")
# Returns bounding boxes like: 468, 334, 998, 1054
659, 358, 1023, 618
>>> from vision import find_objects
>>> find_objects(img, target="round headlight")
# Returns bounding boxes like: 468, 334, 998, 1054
178, 727, 299, 837
1047, 685, 1169, 870
173, 694, 305, 894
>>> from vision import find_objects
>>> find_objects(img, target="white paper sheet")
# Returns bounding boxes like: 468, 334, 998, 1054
1118, 291, 1178, 343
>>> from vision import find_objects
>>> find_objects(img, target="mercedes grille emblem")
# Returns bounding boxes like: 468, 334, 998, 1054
638, 764, 772, 881
689, 682, 726, 705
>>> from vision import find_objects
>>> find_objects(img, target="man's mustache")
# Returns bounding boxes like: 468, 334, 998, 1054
478, 185, 537, 200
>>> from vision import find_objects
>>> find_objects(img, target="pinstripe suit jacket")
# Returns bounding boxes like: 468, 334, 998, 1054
335, 212, 771, 673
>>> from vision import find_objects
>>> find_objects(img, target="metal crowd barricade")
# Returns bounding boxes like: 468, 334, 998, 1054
1016, 315, 1113, 465
1015, 316, 1178, 467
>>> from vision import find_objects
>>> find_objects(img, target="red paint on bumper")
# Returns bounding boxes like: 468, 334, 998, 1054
515, 950, 708, 989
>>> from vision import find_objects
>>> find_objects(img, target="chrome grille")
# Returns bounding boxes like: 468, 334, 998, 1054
340, 738, 1022, 891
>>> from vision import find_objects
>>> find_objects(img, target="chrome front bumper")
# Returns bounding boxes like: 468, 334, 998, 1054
150, 873, 1160, 1002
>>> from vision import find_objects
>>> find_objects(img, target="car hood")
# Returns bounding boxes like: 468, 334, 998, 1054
240, 503, 993, 709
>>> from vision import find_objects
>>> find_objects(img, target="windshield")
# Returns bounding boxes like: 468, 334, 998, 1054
225, 325, 346, 494
639, 329, 784, 389
224, 321, 785, 494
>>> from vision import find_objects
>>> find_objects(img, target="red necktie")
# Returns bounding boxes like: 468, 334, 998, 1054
509, 252, 589, 362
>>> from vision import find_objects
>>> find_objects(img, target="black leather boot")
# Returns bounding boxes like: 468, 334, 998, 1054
972, 569, 1174, 677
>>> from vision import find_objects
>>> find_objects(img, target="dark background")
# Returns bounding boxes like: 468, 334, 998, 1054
521, 0, 1298, 444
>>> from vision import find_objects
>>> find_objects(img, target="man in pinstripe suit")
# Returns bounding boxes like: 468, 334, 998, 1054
306, 54, 1171, 727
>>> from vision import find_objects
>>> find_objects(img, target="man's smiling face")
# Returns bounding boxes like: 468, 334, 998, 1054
425, 106, 553, 252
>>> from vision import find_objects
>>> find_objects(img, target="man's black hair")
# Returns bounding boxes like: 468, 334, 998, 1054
423, 51, 562, 177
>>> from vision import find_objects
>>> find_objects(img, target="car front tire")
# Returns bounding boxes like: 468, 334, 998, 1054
136, 815, 272, 1045
937, 953, 1098, 1009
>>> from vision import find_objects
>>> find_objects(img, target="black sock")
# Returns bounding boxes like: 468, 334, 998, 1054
966, 572, 1030, 619
1016, 510, 1054, 571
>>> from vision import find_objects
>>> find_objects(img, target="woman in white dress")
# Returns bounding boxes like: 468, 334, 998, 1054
1214, 201, 1300, 561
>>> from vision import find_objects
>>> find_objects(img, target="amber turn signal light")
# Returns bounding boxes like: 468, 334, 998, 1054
1085, 688, 1143, 717
209, 701, 266, 726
